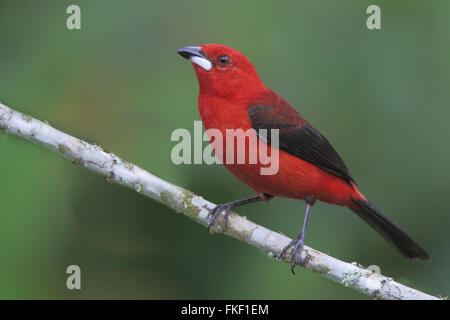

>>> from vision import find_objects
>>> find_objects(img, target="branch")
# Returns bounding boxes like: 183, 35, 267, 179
0, 101, 438, 300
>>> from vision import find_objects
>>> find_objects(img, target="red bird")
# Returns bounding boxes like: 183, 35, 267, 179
178, 44, 429, 273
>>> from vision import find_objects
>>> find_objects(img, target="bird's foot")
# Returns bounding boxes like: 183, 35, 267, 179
279, 235, 306, 275
206, 203, 236, 233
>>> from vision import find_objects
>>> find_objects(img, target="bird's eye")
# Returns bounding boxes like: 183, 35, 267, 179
218, 55, 230, 66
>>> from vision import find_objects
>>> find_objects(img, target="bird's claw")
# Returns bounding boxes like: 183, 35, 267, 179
206, 203, 235, 233
279, 236, 306, 275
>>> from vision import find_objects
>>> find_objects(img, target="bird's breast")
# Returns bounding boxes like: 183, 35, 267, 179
197, 94, 358, 205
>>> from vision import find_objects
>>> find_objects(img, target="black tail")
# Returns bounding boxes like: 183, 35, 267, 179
350, 199, 430, 260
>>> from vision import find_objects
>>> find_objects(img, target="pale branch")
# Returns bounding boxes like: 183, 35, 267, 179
0, 101, 438, 300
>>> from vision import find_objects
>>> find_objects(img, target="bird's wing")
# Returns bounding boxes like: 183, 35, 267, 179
248, 103, 355, 184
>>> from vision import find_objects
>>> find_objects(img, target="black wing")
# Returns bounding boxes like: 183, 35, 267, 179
248, 105, 355, 184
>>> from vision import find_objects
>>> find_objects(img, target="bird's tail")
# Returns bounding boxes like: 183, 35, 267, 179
350, 198, 430, 260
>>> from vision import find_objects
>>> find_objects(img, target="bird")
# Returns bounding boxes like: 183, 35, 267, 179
177, 43, 429, 274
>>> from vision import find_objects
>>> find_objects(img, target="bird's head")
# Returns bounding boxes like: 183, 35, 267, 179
177, 44, 266, 100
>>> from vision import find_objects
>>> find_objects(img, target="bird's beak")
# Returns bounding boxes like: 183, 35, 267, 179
177, 46, 212, 71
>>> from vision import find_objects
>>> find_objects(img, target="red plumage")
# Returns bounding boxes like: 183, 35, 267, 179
194, 45, 362, 206
178, 43, 429, 269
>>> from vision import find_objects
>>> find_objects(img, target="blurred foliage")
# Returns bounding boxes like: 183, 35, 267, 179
0, 0, 449, 299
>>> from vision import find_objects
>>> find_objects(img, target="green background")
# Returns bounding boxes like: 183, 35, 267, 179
0, 0, 449, 299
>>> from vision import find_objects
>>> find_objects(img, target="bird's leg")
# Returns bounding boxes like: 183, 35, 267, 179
279, 198, 315, 275
207, 194, 273, 232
